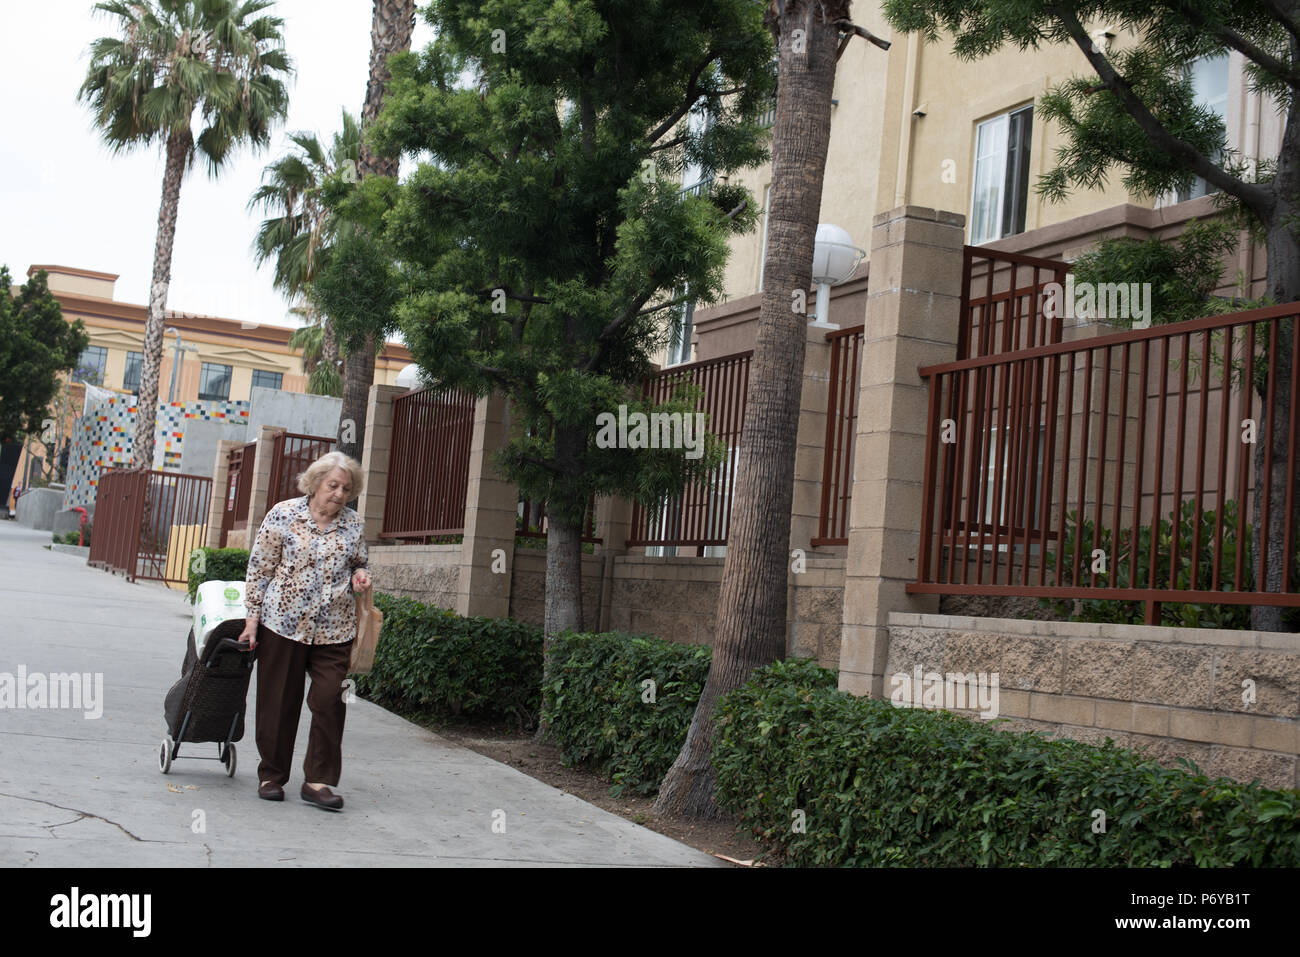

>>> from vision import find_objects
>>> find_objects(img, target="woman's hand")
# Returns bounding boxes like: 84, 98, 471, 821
351, 568, 372, 592
239, 616, 258, 650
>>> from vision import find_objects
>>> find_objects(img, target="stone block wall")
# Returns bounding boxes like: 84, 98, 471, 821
886, 612, 1300, 790
368, 544, 461, 607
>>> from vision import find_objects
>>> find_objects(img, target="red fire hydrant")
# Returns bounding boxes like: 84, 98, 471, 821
73, 506, 88, 546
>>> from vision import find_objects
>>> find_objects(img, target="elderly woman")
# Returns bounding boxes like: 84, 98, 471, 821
238, 450, 371, 811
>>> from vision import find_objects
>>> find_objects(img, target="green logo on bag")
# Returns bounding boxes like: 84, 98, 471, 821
224, 587, 239, 601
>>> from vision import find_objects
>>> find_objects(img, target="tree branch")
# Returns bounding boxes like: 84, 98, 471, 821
1170, 0, 1300, 89
1049, 5, 1271, 217
643, 50, 717, 146
833, 19, 892, 53
1260, 0, 1300, 42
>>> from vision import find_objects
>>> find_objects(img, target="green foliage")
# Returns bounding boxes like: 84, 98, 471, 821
1070, 219, 1245, 328
880, 0, 1289, 240
55, 527, 91, 547
541, 630, 712, 796
186, 547, 250, 603
713, 659, 1300, 867
0, 267, 88, 442
1043, 500, 1256, 628
354, 594, 544, 728
79, 0, 293, 174
350, 0, 776, 529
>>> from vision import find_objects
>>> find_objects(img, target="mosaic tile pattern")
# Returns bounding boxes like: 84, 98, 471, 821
65, 395, 250, 508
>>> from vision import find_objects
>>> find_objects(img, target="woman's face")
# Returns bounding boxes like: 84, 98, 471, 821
312, 467, 353, 517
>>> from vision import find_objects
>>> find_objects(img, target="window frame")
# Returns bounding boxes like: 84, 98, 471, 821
250, 368, 283, 392
197, 362, 233, 402
78, 345, 107, 386
123, 350, 143, 393
969, 104, 1034, 245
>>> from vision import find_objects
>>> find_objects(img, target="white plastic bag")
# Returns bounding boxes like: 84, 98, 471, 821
193, 580, 247, 646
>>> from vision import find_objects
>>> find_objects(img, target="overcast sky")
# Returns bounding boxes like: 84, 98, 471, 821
0, 0, 434, 330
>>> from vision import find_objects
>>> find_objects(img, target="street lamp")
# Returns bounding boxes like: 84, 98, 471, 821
165, 328, 200, 403
810, 223, 865, 329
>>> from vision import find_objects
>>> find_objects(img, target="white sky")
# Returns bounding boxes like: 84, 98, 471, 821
0, 0, 434, 330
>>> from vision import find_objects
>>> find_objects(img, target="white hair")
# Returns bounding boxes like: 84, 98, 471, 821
297, 450, 365, 500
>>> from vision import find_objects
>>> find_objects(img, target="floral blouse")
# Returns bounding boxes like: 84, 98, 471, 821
244, 496, 369, 645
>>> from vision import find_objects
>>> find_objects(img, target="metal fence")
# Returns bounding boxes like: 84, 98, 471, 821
518, 496, 601, 543
219, 441, 256, 547
960, 246, 1071, 359
267, 431, 336, 510
627, 350, 751, 551
814, 324, 864, 545
89, 468, 212, 586
910, 301, 1300, 624
381, 386, 477, 541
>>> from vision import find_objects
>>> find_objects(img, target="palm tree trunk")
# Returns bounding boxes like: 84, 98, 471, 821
321, 318, 340, 369
133, 128, 192, 471
337, 0, 416, 465
654, 0, 846, 820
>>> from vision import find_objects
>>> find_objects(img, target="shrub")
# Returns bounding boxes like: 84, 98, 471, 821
187, 547, 250, 603
355, 593, 543, 728
713, 659, 1300, 867
1043, 500, 1257, 628
541, 631, 711, 796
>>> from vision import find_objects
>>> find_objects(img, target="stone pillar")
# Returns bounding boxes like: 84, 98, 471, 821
245, 424, 286, 540
205, 438, 241, 548
358, 383, 405, 544
789, 321, 834, 551
456, 392, 518, 618
839, 206, 965, 697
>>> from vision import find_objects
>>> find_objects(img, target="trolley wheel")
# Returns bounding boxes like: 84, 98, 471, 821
223, 742, 237, 777
159, 736, 174, 774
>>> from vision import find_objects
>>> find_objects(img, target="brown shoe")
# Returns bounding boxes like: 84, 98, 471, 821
258, 781, 285, 801
300, 783, 343, 811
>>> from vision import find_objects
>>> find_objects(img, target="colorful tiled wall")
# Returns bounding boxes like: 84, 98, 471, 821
65, 395, 250, 508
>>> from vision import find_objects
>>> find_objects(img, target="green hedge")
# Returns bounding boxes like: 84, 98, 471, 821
712, 658, 1300, 867
355, 593, 543, 728
186, 547, 250, 603
541, 631, 711, 796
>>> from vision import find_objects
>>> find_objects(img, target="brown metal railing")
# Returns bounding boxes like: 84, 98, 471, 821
381, 386, 477, 541
219, 440, 256, 547
627, 350, 751, 552
518, 496, 601, 543
814, 324, 864, 545
911, 301, 1300, 624
90, 468, 212, 586
960, 246, 1071, 359
267, 431, 335, 510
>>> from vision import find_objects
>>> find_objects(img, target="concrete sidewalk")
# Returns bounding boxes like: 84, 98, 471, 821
0, 522, 722, 867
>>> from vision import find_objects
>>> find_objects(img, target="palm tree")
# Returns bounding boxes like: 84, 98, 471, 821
655, 0, 888, 819
287, 309, 343, 397
79, 0, 292, 469
248, 110, 360, 397
337, 0, 416, 463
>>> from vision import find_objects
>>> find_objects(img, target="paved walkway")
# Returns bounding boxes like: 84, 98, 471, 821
0, 522, 720, 867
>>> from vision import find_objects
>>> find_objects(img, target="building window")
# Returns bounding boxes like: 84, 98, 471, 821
681, 98, 715, 195
970, 105, 1033, 245
77, 346, 107, 386
1176, 54, 1230, 203
198, 362, 232, 401
123, 351, 143, 393
251, 369, 283, 391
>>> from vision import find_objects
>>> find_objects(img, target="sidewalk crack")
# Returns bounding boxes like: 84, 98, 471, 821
0, 792, 147, 842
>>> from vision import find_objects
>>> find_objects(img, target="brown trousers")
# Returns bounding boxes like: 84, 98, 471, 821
254, 624, 353, 787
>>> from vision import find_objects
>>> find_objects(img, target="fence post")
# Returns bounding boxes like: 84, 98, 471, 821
358, 383, 406, 544
206, 439, 240, 549
839, 206, 965, 697
244, 425, 286, 546
456, 392, 518, 617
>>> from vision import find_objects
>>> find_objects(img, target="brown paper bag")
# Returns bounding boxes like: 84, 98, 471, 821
350, 589, 383, 674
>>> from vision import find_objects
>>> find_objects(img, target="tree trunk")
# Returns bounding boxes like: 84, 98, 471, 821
321, 318, 340, 369
654, 0, 846, 820
133, 128, 192, 470
337, 0, 416, 468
